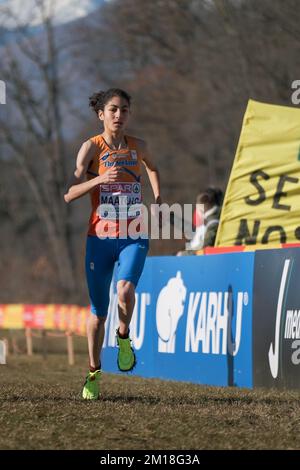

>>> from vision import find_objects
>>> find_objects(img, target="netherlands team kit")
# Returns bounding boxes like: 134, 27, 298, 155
85, 134, 149, 316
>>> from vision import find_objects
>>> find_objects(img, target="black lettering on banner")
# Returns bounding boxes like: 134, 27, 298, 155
261, 226, 287, 243
295, 226, 300, 240
272, 175, 299, 211
245, 170, 270, 206
237, 170, 299, 245
235, 220, 287, 245
235, 219, 260, 245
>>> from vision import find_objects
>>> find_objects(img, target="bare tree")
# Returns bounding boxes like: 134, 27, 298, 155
2, 0, 300, 297
0, 0, 76, 295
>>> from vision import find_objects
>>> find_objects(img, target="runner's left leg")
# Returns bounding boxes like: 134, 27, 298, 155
117, 280, 135, 336
115, 238, 149, 371
116, 238, 149, 335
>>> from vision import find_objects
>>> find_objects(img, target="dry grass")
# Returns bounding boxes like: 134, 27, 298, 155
0, 355, 300, 450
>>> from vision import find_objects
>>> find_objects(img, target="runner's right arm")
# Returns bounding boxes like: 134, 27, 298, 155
64, 140, 123, 203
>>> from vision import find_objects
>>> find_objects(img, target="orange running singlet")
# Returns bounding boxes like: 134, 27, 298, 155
87, 134, 145, 238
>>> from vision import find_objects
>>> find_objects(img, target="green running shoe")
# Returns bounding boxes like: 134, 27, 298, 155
82, 370, 101, 400
116, 330, 136, 372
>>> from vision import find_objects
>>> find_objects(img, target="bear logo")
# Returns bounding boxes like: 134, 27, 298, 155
156, 271, 187, 353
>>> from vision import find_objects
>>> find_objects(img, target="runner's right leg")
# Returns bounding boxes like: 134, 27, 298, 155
83, 236, 116, 399
87, 314, 106, 370
115, 237, 149, 371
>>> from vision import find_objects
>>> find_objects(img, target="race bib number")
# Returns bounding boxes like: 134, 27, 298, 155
98, 182, 142, 220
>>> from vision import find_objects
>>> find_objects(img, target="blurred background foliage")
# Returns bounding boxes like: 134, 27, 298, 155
0, 0, 299, 303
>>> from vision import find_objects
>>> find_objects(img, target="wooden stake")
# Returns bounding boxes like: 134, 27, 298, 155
66, 332, 74, 366
42, 330, 47, 360
0, 339, 7, 364
25, 328, 33, 356
3, 338, 9, 357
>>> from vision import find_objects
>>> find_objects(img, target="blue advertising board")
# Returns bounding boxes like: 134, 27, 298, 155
102, 252, 254, 388
253, 247, 300, 389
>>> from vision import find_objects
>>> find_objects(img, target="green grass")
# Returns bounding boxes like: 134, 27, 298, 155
0, 355, 300, 450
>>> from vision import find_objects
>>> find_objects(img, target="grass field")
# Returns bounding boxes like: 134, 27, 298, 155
0, 354, 300, 450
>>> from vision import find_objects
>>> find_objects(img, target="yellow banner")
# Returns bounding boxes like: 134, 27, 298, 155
216, 99, 300, 246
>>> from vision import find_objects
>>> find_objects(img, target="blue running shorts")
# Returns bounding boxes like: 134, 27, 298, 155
85, 236, 149, 317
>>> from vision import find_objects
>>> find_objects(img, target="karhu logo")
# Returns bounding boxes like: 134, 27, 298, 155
156, 271, 187, 353
185, 290, 248, 355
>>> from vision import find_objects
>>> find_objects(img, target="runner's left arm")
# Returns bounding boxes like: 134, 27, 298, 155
141, 141, 162, 204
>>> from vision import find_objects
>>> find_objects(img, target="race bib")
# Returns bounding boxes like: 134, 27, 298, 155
98, 182, 142, 220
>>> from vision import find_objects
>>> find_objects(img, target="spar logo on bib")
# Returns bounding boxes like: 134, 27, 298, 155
98, 182, 142, 219
132, 183, 140, 194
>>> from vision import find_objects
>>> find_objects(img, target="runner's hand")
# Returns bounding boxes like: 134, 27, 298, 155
99, 166, 124, 184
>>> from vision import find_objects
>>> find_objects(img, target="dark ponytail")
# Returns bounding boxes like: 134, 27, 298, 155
89, 88, 131, 115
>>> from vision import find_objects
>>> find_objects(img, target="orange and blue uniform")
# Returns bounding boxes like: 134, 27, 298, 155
85, 134, 149, 317
87, 134, 145, 238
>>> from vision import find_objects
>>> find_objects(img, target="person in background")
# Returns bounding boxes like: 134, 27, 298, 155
177, 187, 223, 255
192, 198, 203, 230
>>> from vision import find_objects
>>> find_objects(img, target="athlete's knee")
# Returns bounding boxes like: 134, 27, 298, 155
89, 312, 107, 325
97, 315, 107, 325
117, 281, 135, 305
